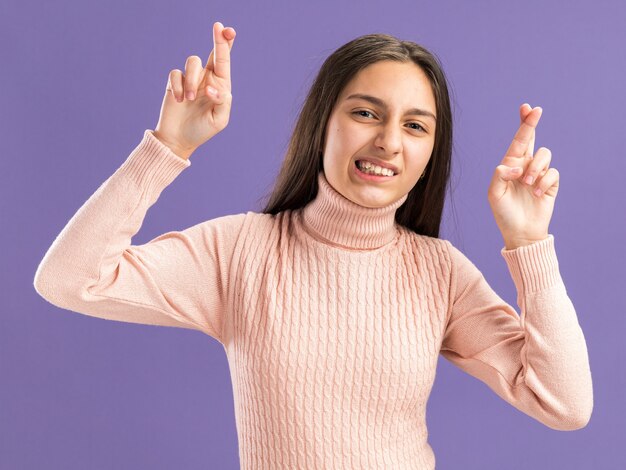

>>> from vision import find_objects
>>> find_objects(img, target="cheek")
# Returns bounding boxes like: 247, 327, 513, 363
405, 140, 432, 162
418, 136, 435, 152
326, 124, 361, 156
415, 139, 435, 163
325, 123, 342, 148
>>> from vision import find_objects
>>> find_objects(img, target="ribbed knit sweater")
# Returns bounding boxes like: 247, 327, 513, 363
34, 129, 594, 469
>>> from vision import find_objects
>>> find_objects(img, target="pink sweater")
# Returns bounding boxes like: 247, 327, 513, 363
34, 129, 593, 469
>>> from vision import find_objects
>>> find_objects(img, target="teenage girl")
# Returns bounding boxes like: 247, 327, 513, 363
35, 21, 593, 469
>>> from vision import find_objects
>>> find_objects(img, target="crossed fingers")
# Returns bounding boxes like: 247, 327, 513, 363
166, 22, 235, 102
504, 104, 555, 196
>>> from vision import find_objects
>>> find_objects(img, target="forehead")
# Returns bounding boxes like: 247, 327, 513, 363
339, 60, 436, 110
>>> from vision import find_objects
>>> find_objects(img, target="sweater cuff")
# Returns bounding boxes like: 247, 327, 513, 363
500, 234, 562, 294
116, 129, 191, 196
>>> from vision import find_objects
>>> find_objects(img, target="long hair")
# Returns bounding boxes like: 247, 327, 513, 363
260, 33, 455, 238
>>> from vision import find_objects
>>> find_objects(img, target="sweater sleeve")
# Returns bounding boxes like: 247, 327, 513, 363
440, 235, 593, 431
33, 129, 246, 344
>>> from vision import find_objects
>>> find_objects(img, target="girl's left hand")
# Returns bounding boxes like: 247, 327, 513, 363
487, 104, 560, 250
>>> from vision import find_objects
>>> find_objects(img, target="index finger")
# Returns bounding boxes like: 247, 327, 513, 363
505, 106, 542, 157
212, 21, 231, 82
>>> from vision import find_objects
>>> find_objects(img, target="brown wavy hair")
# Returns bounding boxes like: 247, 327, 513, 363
259, 33, 457, 239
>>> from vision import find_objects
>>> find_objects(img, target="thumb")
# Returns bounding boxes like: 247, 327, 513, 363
210, 90, 233, 125
489, 164, 523, 199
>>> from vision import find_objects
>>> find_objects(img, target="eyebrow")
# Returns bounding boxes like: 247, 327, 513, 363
345, 93, 437, 121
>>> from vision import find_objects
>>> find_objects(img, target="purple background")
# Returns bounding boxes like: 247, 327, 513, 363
3, 0, 624, 468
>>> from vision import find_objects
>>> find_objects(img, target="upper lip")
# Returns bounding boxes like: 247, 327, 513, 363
355, 157, 399, 174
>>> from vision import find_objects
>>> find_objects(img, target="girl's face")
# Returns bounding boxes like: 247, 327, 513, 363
322, 60, 437, 208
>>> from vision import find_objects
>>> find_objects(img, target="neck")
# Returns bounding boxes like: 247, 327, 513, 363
301, 171, 408, 250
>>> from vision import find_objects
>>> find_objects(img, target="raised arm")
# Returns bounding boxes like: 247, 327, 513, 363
440, 236, 593, 430
34, 129, 247, 343
34, 21, 244, 343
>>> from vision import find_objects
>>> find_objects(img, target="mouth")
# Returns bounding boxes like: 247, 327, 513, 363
354, 160, 397, 180
355, 157, 400, 175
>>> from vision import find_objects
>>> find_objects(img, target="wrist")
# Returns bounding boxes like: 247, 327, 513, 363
503, 235, 549, 250
151, 130, 195, 161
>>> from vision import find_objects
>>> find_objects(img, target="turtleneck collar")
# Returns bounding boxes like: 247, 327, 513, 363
301, 171, 408, 250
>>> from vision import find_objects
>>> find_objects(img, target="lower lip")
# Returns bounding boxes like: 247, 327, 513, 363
353, 162, 396, 181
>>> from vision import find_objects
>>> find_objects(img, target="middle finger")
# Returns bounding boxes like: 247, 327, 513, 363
211, 21, 232, 82
519, 103, 536, 157
504, 106, 542, 158
206, 26, 236, 72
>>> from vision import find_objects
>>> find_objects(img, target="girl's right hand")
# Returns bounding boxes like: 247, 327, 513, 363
153, 21, 236, 160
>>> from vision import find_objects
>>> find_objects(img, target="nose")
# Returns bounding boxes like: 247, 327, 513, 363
374, 121, 403, 155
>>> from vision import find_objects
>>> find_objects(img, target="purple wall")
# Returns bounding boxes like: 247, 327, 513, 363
3, 0, 624, 468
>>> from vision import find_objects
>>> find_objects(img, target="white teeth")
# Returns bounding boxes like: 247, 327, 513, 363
357, 161, 395, 176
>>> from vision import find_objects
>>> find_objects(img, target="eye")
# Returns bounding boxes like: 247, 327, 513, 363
353, 110, 375, 119
352, 110, 427, 133
407, 122, 426, 132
